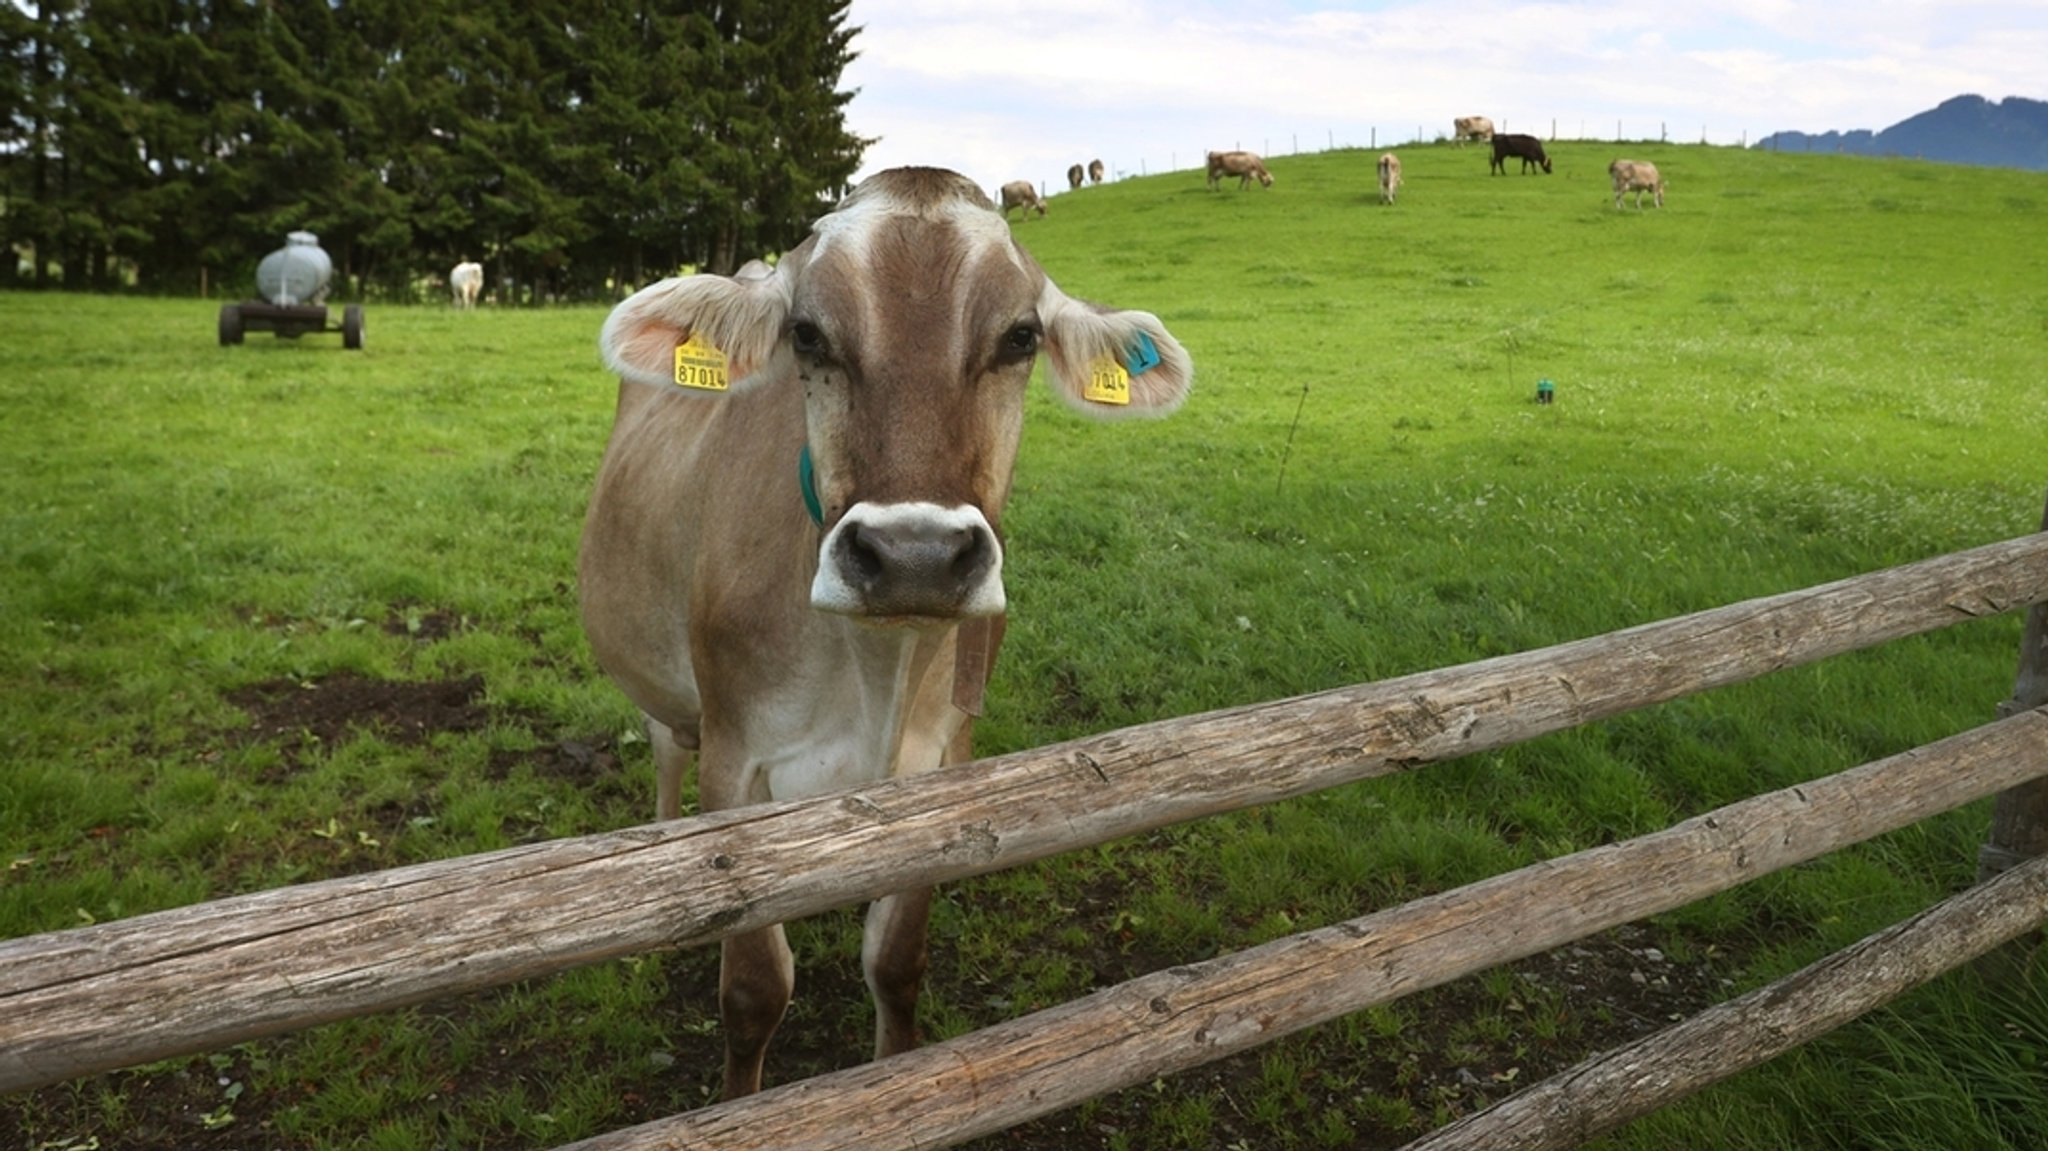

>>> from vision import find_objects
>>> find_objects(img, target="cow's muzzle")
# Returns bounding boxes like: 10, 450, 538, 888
811, 502, 1004, 620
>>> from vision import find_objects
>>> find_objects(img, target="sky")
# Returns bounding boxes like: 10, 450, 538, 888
840, 0, 2048, 194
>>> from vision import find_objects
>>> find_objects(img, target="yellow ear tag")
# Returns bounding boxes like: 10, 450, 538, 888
1084, 355, 1131, 406
673, 332, 730, 391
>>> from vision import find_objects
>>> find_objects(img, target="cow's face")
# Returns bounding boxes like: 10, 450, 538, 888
600, 167, 1193, 625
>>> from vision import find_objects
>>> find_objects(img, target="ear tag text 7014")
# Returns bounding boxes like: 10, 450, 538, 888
673, 332, 730, 391
1082, 331, 1161, 407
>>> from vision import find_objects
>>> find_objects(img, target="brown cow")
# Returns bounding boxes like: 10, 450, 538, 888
1453, 116, 1494, 146
1377, 152, 1402, 204
1610, 159, 1666, 208
581, 166, 1193, 1098
999, 179, 1047, 219
1206, 150, 1274, 190
1089, 158, 1105, 184
1067, 163, 1084, 190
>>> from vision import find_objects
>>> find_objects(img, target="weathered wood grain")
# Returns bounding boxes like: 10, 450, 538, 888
1399, 851, 2048, 1151
1980, 491, 2048, 879
550, 707, 2048, 1151
3, 530, 2046, 1093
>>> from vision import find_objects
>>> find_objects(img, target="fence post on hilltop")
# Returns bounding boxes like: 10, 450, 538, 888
1980, 485, 2048, 886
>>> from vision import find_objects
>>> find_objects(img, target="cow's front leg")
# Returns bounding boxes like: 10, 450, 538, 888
863, 888, 933, 1057
719, 923, 794, 1098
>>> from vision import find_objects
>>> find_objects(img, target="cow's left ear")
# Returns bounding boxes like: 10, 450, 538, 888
1037, 284, 1193, 419
599, 261, 792, 392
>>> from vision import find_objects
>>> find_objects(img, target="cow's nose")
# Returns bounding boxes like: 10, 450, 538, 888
812, 503, 1005, 619
845, 520, 987, 590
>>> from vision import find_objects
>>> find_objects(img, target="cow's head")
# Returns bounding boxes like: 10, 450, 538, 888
599, 166, 1192, 625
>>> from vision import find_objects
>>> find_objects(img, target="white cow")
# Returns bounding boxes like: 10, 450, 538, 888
580, 166, 1193, 1098
450, 261, 483, 308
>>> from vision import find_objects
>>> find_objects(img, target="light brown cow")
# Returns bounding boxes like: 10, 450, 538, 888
998, 179, 1047, 219
1206, 150, 1274, 190
1454, 115, 1495, 146
1067, 163, 1085, 190
581, 166, 1193, 1099
1377, 152, 1403, 204
1089, 158, 1105, 184
1610, 159, 1666, 208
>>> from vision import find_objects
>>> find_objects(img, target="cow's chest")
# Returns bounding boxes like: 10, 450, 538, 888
724, 626, 959, 805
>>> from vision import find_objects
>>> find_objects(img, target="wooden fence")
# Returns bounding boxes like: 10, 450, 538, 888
5, 507, 2048, 1151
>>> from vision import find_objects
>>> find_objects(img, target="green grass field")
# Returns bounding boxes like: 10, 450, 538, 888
4, 139, 2046, 1150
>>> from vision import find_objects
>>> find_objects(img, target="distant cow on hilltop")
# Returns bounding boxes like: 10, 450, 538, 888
1089, 158, 1105, 184
998, 180, 1047, 220
1377, 153, 1402, 204
1067, 163, 1084, 191
1490, 133, 1552, 174
1454, 116, 1494, 146
1610, 159, 1666, 208
1206, 150, 1274, 190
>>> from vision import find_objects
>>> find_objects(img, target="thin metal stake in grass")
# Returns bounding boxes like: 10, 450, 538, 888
1275, 382, 1310, 495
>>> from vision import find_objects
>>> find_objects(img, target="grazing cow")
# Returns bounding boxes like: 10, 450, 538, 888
1453, 116, 1494, 146
1067, 163, 1085, 191
1377, 152, 1403, 204
1490, 133, 1552, 175
1089, 158, 1105, 184
450, 261, 483, 308
1206, 150, 1274, 190
998, 179, 1047, 220
1609, 159, 1666, 208
580, 166, 1193, 1099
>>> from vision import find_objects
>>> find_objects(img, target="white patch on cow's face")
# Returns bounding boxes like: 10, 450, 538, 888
814, 185, 1021, 274
811, 501, 1005, 621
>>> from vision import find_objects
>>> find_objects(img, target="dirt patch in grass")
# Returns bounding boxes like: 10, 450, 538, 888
227, 672, 491, 771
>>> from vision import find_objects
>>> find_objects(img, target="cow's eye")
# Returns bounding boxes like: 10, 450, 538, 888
791, 320, 826, 358
1000, 324, 1040, 360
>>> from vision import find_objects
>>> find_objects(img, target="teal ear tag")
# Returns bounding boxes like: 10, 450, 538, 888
798, 445, 824, 526
1125, 331, 1161, 376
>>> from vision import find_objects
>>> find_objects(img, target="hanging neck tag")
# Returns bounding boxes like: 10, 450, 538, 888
952, 613, 1006, 717
673, 332, 730, 391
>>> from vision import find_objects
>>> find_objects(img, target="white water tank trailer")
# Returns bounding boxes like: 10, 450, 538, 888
218, 231, 364, 349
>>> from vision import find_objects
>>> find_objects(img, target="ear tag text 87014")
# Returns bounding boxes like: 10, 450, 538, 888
673, 332, 730, 391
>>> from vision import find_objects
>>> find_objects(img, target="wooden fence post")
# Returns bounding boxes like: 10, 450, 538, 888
1980, 487, 2048, 880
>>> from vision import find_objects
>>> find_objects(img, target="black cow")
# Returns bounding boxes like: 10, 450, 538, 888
1490, 133, 1552, 175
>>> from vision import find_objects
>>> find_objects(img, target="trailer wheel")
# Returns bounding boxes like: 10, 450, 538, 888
218, 304, 244, 346
342, 305, 365, 350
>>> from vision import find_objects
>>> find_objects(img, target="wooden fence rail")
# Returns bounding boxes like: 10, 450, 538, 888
3, 529, 2047, 1095
1398, 851, 2048, 1151
550, 706, 2048, 1151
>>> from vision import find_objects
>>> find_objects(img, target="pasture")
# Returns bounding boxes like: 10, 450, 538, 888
4, 139, 2047, 1150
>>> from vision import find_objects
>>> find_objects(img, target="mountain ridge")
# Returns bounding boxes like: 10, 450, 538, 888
1754, 94, 2048, 171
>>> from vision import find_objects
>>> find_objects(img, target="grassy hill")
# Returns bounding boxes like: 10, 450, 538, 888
2, 142, 2045, 1150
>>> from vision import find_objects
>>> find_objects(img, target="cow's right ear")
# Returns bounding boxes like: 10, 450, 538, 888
599, 264, 792, 392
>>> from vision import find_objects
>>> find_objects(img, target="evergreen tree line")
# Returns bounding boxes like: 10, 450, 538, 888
0, 0, 868, 301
